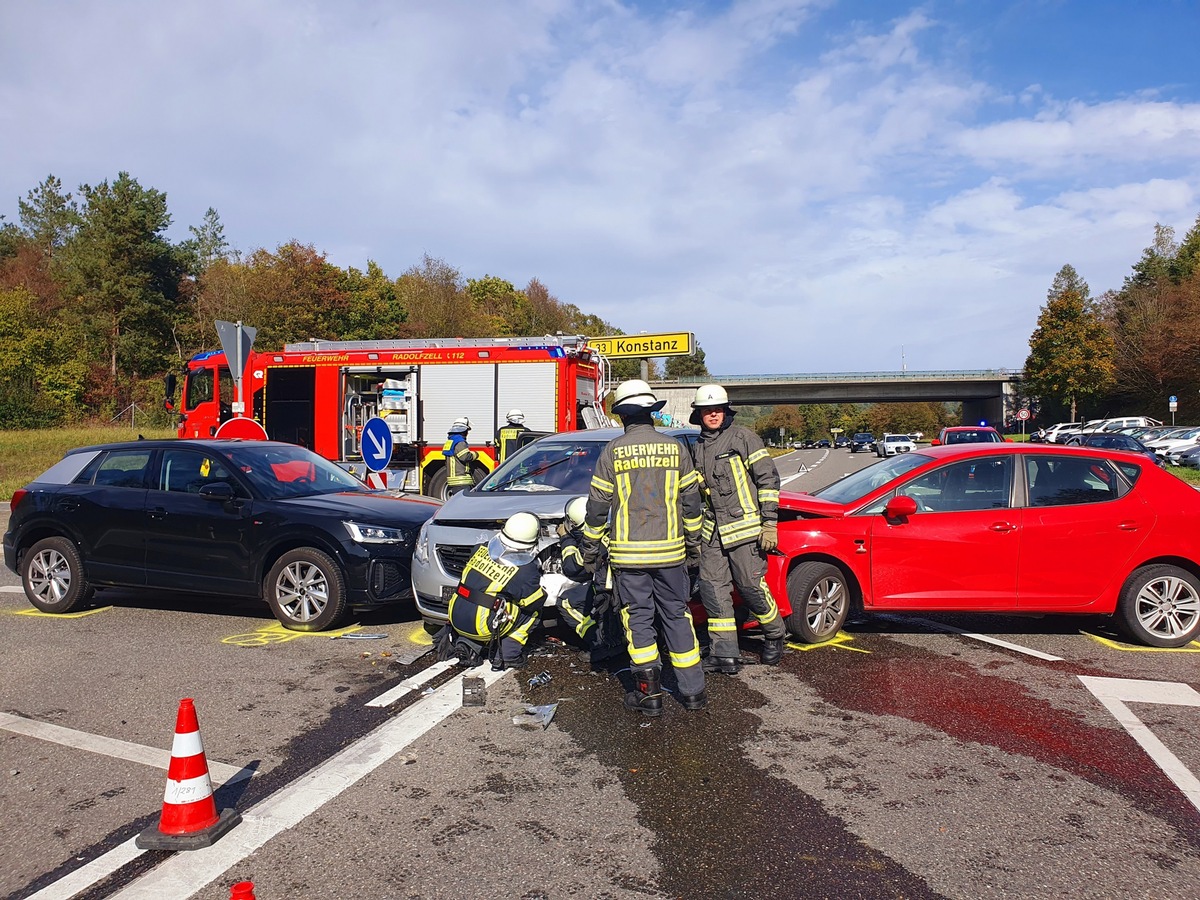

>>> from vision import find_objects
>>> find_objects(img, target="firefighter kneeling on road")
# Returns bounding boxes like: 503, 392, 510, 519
690, 383, 788, 672
582, 379, 707, 716
445, 512, 546, 670
557, 497, 623, 663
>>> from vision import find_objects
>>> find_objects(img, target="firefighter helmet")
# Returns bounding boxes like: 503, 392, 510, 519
499, 511, 540, 550
689, 383, 735, 425
611, 379, 666, 414
506, 409, 525, 425
564, 496, 587, 527
449, 417, 471, 434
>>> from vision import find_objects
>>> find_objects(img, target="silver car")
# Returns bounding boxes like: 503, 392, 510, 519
410, 427, 699, 628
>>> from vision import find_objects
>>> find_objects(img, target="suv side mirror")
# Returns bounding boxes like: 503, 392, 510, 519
199, 482, 235, 502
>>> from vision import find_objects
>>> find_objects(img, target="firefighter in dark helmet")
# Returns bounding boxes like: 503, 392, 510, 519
689, 383, 787, 672
447, 511, 545, 670
443, 417, 477, 496
581, 379, 706, 715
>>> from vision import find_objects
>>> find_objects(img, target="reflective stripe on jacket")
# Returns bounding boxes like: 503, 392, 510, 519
693, 423, 779, 549
443, 436, 477, 486
582, 423, 702, 569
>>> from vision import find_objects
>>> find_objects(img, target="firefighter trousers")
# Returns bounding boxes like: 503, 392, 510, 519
615, 566, 705, 698
697, 532, 785, 659
448, 598, 539, 666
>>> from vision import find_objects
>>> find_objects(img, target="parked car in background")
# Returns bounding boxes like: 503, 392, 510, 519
1034, 422, 1083, 443
876, 433, 916, 457
1169, 444, 1200, 469
411, 427, 699, 629
849, 433, 875, 453
933, 426, 1007, 445
1079, 416, 1162, 435
770, 443, 1200, 648
4, 440, 440, 630
1144, 426, 1200, 459
1069, 432, 1164, 467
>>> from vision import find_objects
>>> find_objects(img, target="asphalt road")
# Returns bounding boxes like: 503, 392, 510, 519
2, 448, 1199, 899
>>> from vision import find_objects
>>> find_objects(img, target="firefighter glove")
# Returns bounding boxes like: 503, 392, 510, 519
556, 521, 571, 538
758, 524, 778, 552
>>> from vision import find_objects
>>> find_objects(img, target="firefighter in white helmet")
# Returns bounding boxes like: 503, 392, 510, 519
496, 409, 530, 463
581, 379, 707, 715
689, 383, 787, 671
442, 416, 477, 496
445, 511, 546, 670
557, 496, 622, 661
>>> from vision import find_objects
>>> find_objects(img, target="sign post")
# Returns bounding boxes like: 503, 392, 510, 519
360, 417, 394, 473
215, 320, 257, 415
1017, 407, 1030, 439
1170, 395, 1178, 426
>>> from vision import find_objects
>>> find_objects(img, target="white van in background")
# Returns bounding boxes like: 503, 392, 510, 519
1081, 416, 1162, 434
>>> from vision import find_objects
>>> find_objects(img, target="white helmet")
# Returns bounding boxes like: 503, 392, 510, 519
611, 379, 666, 414
564, 496, 587, 527
506, 409, 525, 425
499, 511, 540, 550
689, 383, 734, 426
449, 417, 471, 434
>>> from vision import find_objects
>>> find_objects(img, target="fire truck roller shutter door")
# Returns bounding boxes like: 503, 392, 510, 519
419, 364, 499, 439
497, 362, 558, 433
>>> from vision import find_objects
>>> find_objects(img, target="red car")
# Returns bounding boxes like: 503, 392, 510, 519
932, 425, 1008, 445
765, 443, 1200, 648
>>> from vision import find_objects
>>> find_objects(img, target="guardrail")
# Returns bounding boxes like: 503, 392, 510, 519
655, 370, 1023, 385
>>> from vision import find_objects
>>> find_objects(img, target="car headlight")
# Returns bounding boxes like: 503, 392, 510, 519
344, 521, 411, 545
413, 520, 431, 563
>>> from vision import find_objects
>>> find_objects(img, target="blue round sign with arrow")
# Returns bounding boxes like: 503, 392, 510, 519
361, 417, 394, 473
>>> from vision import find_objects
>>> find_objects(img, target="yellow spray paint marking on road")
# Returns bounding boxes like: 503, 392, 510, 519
786, 631, 870, 654
11, 606, 113, 619
400, 622, 433, 646
1084, 631, 1200, 653
222, 622, 364, 647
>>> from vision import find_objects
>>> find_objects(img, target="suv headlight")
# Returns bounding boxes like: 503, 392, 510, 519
413, 520, 431, 563
344, 521, 410, 545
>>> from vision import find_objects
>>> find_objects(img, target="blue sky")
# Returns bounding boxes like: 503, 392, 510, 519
2, 0, 1198, 376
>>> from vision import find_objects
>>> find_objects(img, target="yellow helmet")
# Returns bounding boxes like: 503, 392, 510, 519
689, 383, 734, 425
612, 379, 666, 414
564, 496, 587, 527
499, 511, 540, 550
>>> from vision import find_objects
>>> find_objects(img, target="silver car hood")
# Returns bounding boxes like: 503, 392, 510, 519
430, 488, 584, 532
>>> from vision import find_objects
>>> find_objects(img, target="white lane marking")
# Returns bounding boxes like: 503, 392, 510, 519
879, 614, 1064, 661
99, 665, 511, 900
27, 838, 145, 900
0, 712, 250, 784
1, 584, 24, 592
365, 657, 459, 708
1079, 676, 1200, 814
781, 449, 830, 486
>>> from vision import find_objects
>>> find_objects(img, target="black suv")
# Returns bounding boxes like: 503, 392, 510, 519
849, 432, 875, 453
4, 439, 440, 631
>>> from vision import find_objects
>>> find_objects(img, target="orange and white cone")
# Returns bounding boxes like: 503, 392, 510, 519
136, 698, 242, 849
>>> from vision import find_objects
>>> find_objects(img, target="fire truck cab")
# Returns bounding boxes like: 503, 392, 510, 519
174, 335, 608, 498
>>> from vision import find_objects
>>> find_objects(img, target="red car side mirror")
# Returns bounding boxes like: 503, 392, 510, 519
885, 495, 918, 518
930, 439, 942, 446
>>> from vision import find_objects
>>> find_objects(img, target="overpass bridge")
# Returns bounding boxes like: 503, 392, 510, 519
649, 369, 1023, 428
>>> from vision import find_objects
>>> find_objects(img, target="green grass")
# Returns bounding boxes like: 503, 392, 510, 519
0, 426, 176, 500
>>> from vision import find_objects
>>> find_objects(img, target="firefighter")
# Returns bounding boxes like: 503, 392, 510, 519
496, 409, 529, 463
446, 511, 545, 670
557, 496, 622, 662
689, 384, 787, 672
581, 379, 707, 716
443, 417, 477, 495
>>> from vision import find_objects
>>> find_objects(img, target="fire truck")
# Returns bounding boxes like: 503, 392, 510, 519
171, 335, 609, 498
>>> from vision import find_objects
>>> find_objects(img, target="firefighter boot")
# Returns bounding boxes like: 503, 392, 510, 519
703, 655, 741, 675
760, 636, 786, 666
680, 688, 708, 711
623, 667, 663, 717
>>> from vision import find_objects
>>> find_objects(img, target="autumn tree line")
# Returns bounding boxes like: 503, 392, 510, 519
0, 172, 709, 429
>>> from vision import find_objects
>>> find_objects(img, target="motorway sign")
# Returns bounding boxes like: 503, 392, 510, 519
361, 417, 394, 472
590, 332, 694, 358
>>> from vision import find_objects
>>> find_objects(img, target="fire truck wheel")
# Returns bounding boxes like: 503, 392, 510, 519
426, 467, 449, 502
266, 548, 348, 632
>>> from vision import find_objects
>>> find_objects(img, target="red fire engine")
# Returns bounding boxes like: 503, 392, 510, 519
172, 335, 608, 497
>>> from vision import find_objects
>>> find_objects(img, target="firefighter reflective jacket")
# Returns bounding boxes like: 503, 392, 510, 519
692, 422, 780, 549
448, 543, 545, 638
443, 434, 477, 488
582, 423, 702, 568
496, 423, 529, 462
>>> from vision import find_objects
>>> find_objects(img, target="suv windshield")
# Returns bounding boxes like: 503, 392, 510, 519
478, 439, 604, 493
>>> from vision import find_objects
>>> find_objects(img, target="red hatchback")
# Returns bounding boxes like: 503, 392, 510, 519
765, 443, 1200, 648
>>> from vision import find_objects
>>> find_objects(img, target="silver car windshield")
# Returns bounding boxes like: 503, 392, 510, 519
813, 452, 931, 505
478, 440, 603, 493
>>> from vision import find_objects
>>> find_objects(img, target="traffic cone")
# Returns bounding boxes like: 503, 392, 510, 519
136, 698, 242, 849
230, 881, 256, 899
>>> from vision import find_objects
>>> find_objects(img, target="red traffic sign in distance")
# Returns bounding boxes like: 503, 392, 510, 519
215, 417, 268, 440
1017, 409, 1030, 421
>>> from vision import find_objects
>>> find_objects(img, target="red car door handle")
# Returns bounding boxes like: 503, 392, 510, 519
989, 522, 1016, 533
1118, 521, 1139, 531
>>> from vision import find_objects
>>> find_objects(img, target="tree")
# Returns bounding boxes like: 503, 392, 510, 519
753, 406, 805, 444
185, 207, 230, 270
58, 172, 188, 408
18, 175, 78, 259
664, 344, 710, 380
1024, 265, 1115, 421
